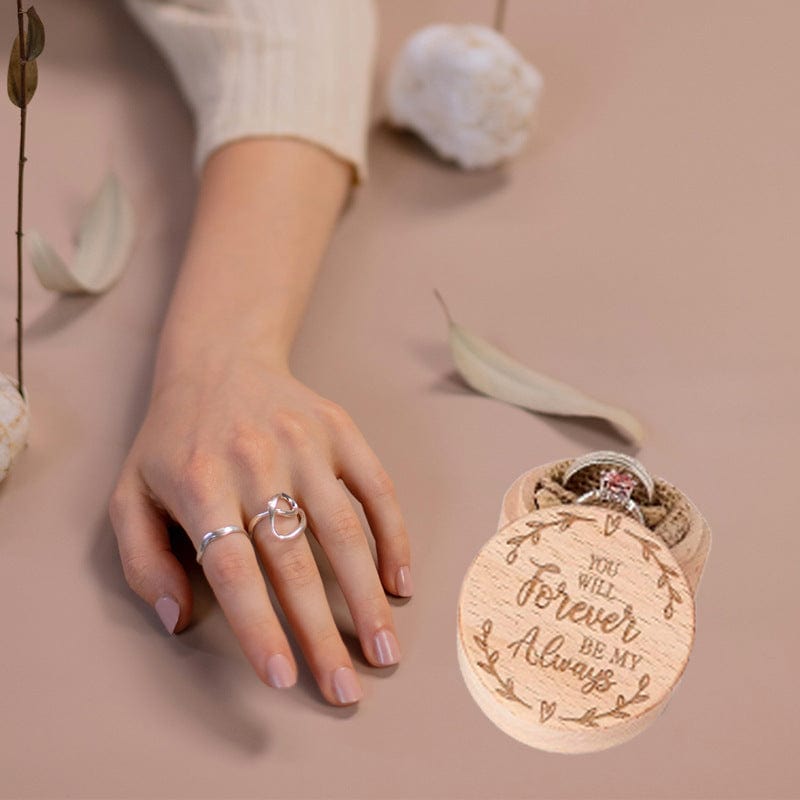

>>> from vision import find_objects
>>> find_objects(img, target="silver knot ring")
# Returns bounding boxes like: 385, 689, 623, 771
196, 525, 249, 565
247, 492, 307, 542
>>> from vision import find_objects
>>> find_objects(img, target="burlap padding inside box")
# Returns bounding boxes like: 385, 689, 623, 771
530, 459, 691, 548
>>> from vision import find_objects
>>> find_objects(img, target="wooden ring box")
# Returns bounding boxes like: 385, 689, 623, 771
456, 457, 711, 753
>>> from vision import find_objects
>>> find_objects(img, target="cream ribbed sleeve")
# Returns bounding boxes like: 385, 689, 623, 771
123, 0, 377, 184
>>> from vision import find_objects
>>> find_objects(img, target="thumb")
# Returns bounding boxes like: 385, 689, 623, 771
109, 476, 193, 634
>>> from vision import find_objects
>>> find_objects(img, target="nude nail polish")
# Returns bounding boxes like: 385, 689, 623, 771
265, 653, 296, 689
154, 594, 179, 635
332, 666, 363, 704
373, 628, 401, 666
396, 565, 414, 597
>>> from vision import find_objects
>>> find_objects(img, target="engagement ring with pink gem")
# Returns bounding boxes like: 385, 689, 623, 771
562, 451, 654, 524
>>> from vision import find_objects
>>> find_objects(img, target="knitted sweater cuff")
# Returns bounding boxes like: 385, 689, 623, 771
123, 0, 377, 184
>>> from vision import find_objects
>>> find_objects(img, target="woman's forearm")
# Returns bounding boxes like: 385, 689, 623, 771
151, 137, 352, 395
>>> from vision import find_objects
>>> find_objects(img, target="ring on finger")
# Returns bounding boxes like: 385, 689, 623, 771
196, 524, 249, 565
248, 492, 307, 542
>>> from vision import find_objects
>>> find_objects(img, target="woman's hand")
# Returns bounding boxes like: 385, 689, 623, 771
108, 350, 413, 705
106, 136, 405, 705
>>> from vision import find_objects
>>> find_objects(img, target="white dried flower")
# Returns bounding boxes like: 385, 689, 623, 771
387, 24, 544, 169
0, 372, 30, 482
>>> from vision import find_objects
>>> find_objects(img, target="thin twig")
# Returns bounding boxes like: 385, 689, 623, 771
15, 0, 27, 400
493, 0, 508, 33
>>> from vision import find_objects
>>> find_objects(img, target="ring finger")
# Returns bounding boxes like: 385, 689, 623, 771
246, 482, 365, 706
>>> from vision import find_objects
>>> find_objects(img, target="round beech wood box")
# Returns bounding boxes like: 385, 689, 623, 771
456, 459, 709, 754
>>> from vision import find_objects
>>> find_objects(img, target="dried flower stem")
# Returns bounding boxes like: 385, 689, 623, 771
494, 0, 508, 33
15, 0, 27, 401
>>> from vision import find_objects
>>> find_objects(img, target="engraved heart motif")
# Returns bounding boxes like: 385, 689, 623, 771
540, 700, 556, 723
604, 513, 622, 536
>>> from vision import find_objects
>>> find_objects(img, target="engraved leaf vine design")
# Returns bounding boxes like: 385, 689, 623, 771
560, 674, 651, 728
473, 618, 532, 709
505, 510, 595, 564
623, 530, 683, 619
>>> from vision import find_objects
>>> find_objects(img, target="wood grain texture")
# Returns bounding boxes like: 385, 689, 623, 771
457, 504, 695, 753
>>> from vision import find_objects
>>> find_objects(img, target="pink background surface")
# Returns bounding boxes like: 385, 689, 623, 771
1, 1, 798, 798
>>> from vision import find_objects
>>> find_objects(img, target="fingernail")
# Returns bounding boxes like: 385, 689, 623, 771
332, 666, 363, 704
373, 628, 401, 666
265, 653, 296, 689
396, 565, 414, 597
154, 594, 180, 635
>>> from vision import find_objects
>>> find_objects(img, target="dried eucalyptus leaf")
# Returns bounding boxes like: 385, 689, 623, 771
7, 35, 38, 107
26, 232, 74, 291
28, 171, 136, 294
434, 290, 645, 445
25, 7, 45, 61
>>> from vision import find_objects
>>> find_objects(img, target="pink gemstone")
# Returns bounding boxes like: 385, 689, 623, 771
600, 469, 637, 498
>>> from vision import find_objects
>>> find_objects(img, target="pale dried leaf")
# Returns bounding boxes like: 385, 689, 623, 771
28, 171, 135, 294
435, 291, 644, 445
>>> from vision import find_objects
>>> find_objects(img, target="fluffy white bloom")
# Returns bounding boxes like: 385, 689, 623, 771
0, 372, 29, 482
387, 24, 544, 169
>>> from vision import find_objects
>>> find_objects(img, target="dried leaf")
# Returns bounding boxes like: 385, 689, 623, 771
28, 171, 136, 294
7, 35, 38, 107
25, 7, 45, 61
434, 291, 644, 445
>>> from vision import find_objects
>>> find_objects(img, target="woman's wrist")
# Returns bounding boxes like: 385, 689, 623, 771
150, 316, 293, 401
147, 137, 351, 400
